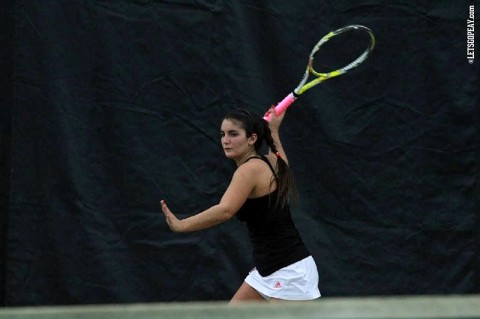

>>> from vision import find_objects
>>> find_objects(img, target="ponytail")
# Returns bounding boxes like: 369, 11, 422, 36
261, 120, 298, 208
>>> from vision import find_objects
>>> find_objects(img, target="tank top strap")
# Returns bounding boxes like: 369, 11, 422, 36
244, 155, 277, 176
259, 155, 277, 176
244, 156, 261, 163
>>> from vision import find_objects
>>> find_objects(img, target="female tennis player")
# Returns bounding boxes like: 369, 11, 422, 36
160, 105, 321, 302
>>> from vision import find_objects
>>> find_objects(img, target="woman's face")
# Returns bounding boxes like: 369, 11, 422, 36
220, 119, 254, 160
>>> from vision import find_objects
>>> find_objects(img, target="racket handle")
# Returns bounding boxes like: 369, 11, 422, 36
263, 92, 297, 122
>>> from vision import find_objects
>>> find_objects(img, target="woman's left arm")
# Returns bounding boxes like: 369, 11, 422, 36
161, 164, 256, 233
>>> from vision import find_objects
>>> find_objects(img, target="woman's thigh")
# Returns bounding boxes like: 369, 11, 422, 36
230, 282, 266, 303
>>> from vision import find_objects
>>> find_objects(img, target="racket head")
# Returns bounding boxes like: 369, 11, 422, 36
295, 25, 375, 95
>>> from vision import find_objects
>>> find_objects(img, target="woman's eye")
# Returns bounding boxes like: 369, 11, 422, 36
221, 131, 239, 138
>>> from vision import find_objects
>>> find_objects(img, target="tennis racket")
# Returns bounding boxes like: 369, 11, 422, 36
264, 24, 375, 121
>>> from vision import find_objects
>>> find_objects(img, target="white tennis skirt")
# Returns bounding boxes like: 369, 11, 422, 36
244, 256, 321, 301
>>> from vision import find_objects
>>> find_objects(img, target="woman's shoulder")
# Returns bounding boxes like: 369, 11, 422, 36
238, 155, 277, 177
238, 155, 277, 197
237, 156, 270, 172
246, 154, 276, 166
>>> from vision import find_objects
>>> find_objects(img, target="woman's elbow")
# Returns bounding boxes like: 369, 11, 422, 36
217, 205, 236, 222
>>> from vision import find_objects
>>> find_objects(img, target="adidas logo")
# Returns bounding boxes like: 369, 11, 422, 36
274, 281, 282, 289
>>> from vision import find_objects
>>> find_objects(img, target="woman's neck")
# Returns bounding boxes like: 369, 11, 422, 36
236, 150, 258, 167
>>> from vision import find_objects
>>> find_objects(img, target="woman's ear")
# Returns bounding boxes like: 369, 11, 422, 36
249, 133, 258, 145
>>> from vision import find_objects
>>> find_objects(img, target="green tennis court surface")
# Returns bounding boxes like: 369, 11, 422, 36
1, 295, 479, 319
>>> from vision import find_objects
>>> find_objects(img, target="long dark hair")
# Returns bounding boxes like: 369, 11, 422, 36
223, 109, 298, 208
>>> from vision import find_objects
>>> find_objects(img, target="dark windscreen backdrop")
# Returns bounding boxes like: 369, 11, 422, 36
2, 0, 478, 305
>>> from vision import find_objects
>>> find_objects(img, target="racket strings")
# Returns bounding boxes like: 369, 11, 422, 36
310, 28, 374, 75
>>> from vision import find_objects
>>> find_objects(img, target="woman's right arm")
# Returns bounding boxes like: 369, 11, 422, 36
265, 106, 289, 165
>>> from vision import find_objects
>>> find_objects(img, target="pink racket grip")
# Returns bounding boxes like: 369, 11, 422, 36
263, 93, 297, 122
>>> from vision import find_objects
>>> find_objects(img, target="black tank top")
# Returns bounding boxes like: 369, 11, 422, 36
236, 155, 310, 276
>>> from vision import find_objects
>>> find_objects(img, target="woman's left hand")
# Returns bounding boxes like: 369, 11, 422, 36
160, 200, 184, 232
